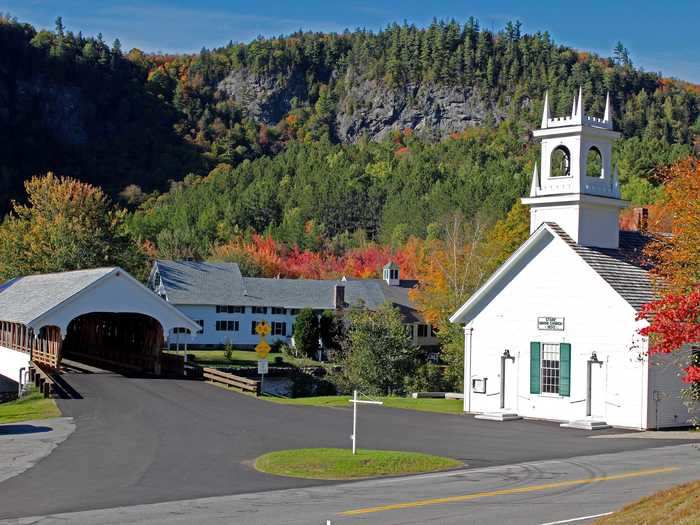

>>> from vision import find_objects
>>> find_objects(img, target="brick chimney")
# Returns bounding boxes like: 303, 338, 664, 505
334, 284, 345, 309
633, 207, 649, 232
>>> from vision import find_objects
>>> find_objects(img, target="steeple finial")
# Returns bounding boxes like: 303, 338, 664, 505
612, 165, 620, 197
571, 89, 577, 117
541, 91, 551, 128
603, 91, 611, 123
530, 162, 540, 197
576, 86, 584, 119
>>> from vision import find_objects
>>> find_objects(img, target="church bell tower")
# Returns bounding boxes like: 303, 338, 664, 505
522, 88, 627, 249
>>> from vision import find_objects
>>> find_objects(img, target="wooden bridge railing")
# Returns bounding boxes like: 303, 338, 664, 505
203, 368, 260, 396
0, 322, 61, 369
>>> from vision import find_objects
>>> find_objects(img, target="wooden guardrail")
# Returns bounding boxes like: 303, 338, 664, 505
203, 367, 260, 396
28, 361, 56, 398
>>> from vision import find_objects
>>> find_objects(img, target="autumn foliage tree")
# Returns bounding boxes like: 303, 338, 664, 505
408, 204, 530, 389
637, 158, 700, 391
0, 173, 146, 281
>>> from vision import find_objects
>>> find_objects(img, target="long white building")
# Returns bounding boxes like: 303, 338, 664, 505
450, 89, 697, 430
149, 260, 439, 350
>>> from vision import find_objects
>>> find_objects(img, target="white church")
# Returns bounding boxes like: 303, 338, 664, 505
450, 89, 694, 430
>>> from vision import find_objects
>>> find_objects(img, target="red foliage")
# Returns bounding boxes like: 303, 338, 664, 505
216, 234, 424, 281
685, 365, 700, 383
638, 288, 700, 382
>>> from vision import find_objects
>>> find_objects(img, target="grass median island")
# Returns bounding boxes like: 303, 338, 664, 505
595, 479, 700, 525
255, 448, 462, 480
0, 389, 60, 424
264, 395, 464, 415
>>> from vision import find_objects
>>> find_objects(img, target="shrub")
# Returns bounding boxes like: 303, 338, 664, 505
223, 341, 234, 362
290, 369, 336, 397
319, 310, 344, 350
404, 363, 446, 393
282, 343, 303, 360
340, 304, 419, 396
292, 308, 319, 358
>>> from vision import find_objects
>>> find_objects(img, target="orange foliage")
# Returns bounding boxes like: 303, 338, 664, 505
618, 205, 672, 233
645, 157, 700, 293
637, 158, 700, 382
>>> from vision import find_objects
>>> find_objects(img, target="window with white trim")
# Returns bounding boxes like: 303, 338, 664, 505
541, 343, 560, 394
271, 307, 286, 315
215, 320, 239, 332
195, 320, 204, 334
216, 305, 245, 314
271, 322, 287, 336
252, 306, 267, 314
417, 324, 429, 338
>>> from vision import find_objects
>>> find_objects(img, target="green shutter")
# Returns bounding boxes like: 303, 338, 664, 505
559, 343, 571, 397
530, 342, 541, 394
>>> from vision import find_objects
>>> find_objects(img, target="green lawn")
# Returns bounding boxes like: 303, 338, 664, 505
264, 395, 464, 415
595, 479, 700, 525
175, 349, 320, 369
255, 447, 462, 480
0, 389, 61, 424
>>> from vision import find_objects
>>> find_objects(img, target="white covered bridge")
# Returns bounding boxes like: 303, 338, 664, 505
0, 267, 200, 392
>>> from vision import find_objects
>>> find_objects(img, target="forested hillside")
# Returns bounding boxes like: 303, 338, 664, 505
1, 14, 698, 245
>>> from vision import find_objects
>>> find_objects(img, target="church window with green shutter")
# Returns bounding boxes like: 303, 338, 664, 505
530, 342, 571, 396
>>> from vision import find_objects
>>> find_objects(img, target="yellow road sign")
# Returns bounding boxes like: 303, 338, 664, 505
255, 340, 271, 359
254, 321, 272, 358
255, 321, 271, 337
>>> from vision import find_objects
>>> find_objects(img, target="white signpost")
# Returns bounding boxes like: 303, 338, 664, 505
257, 358, 268, 393
348, 390, 383, 455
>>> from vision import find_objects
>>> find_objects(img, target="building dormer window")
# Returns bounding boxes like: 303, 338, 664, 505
383, 262, 400, 285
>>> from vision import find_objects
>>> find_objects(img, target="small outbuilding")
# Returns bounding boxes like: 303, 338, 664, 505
0, 267, 200, 384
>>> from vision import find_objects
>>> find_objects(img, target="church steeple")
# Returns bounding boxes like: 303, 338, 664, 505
522, 89, 627, 249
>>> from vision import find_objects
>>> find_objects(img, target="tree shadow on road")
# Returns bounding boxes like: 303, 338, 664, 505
0, 424, 53, 435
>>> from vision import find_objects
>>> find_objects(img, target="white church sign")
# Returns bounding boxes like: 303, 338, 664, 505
538, 316, 565, 331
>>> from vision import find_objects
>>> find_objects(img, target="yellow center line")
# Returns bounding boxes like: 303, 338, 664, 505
339, 466, 679, 516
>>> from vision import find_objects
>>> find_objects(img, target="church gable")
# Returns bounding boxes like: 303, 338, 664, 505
451, 224, 636, 326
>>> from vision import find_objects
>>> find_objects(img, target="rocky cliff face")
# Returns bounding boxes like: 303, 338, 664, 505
217, 68, 310, 125
217, 68, 509, 143
336, 78, 507, 143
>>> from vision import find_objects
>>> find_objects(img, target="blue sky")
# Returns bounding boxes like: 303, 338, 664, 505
4, 0, 699, 82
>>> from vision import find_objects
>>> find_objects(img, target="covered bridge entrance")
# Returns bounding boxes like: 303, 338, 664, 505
0, 267, 200, 390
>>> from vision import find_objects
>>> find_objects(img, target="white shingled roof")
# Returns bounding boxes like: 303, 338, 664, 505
0, 267, 200, 334
0, 267, 114, 326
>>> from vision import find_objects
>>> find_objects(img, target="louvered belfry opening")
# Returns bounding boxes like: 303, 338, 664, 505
62, 312, 164, 374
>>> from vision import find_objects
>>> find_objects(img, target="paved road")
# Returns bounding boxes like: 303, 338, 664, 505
0, 371, 695, 520
0, 417, 74, 484
7, 444, 700, 524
